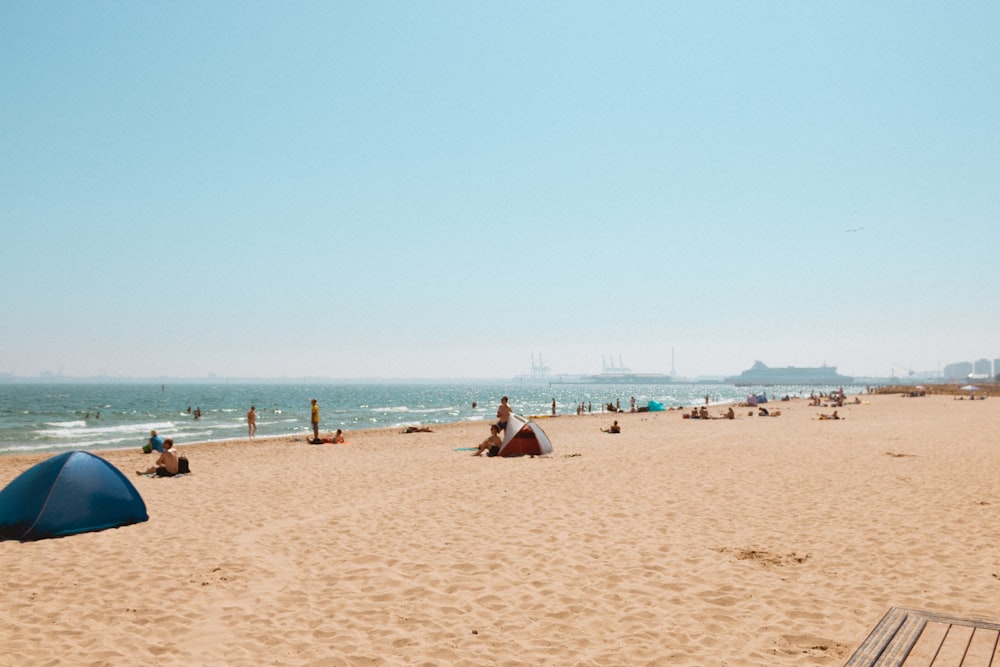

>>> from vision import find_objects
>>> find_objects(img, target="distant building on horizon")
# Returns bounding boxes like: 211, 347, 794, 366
940, 358, 1000, 382
943, 361, 974, 382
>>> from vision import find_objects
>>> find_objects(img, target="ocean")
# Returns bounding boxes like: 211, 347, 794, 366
0, 381, 835, 456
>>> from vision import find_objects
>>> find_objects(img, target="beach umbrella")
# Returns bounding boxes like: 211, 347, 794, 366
960, 385, 979, 398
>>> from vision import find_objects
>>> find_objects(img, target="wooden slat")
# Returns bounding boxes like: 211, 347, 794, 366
877, 616, 932, 667
846, 607, 913, 666
962, 628, 999, 667
929, 624, 973, 666
901, 621, 950, 667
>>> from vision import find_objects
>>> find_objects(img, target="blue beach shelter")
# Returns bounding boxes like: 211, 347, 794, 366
0, 451, 148, 541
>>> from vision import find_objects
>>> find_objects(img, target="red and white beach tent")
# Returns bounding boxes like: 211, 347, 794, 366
498, 414, 553, 457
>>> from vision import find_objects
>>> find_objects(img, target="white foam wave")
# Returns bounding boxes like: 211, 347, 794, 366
44, 419, 87, 428
371, 406, 455, 414
35, 421, 176, 439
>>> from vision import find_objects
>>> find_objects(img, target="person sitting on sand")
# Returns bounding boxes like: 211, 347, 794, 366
146, 430, 164, 453
137, 438, 179, 476
601, 420, 621, 433
473, 424, 502, 457
725, 407, 735, 420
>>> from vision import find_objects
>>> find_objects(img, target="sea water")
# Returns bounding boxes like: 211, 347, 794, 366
0, 381, 837, 456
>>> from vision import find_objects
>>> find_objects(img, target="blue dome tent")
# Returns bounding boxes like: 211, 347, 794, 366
0, 451, 148, 541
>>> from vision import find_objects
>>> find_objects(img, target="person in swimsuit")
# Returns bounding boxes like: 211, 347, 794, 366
137, 439, 180, 476
496, 396, 512, 432
473, 424, 503, 457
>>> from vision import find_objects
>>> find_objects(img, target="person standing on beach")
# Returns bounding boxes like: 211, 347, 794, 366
247, 406, 257, 438
310, 399, 320, 441
496, 396, 512, 432
551, 398, 556, 416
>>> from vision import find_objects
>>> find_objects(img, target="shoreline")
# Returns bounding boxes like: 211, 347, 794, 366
3, 393, 999, 665
0, 388, 883, 464
0, 382, 888, 459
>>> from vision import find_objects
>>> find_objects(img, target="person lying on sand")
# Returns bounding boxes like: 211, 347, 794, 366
818, 411, 840, 420
321, 429, 345, 443
601, 420, 621, 433
308, 429, 347, 444
402, 426, 433, 433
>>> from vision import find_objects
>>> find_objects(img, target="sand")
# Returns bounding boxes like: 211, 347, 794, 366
1, 392, 999, 666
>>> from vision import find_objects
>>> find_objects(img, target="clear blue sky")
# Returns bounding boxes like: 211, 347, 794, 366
2, 2, 997, 380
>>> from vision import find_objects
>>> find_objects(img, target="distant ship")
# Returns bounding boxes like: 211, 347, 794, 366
724, 361, 854, 387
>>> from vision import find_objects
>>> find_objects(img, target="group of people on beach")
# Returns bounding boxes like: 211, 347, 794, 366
471, 396, 512, 456
809, 389, 852, 407
685, 406, 737, 420
305, 398, 351, 444
138, 430, 188, 477
133, 388, 865, 476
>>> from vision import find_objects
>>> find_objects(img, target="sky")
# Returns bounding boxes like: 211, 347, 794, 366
2, 1, 998, 381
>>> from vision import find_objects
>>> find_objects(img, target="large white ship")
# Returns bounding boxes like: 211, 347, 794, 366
724, 361, 854, 386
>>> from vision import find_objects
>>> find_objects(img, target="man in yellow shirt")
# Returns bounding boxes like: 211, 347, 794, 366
310, 399, 320, 441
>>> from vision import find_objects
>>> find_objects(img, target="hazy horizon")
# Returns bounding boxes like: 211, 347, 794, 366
3, 3, 997, 381
0, 355, 989, 384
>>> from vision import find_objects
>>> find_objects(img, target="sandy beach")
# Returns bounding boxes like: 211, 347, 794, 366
1, 392, 998, 666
